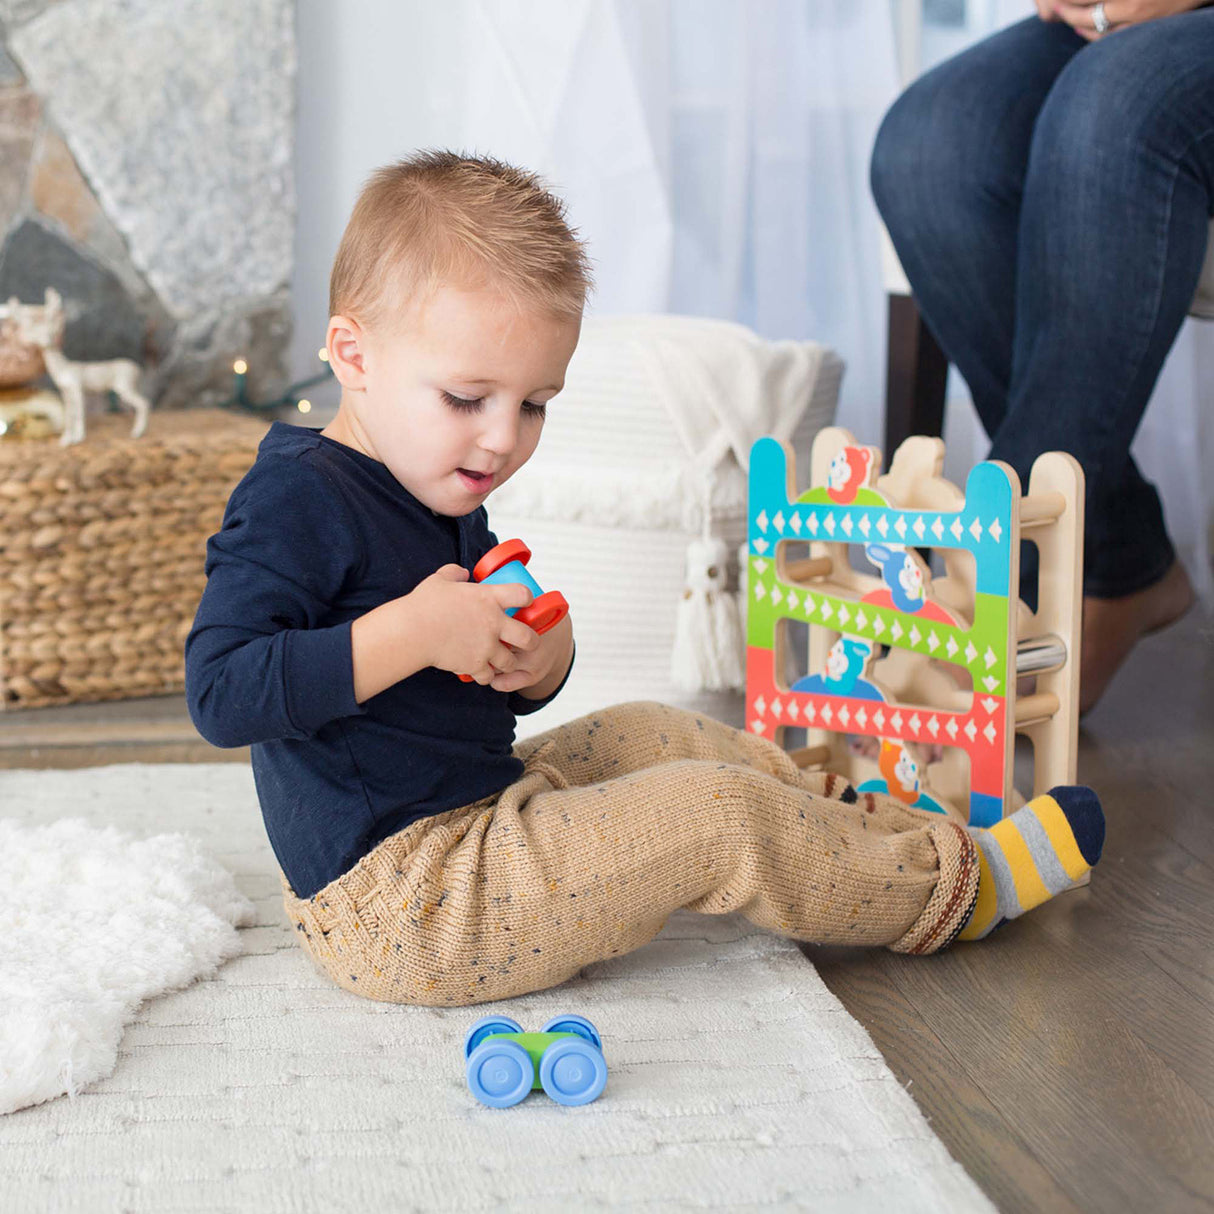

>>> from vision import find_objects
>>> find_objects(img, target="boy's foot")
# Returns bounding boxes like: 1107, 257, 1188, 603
958, 786, 1104, 941
1079, 559, 1195, 716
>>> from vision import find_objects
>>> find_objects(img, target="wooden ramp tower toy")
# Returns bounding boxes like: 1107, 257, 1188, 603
744, 426, 1084, 826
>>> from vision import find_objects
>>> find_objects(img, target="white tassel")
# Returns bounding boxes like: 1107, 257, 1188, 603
736, 538, 750, 623
671, 536, 746, 692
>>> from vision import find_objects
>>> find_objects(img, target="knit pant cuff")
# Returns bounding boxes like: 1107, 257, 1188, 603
888, 818, 980, 955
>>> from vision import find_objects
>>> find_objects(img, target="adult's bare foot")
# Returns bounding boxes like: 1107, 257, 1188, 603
1079, 558, 1195, 716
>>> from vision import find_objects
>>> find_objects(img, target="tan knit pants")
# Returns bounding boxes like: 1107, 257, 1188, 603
281, 701, 979, 1006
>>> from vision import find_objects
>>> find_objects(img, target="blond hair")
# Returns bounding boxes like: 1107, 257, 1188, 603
329, 150, 593, 332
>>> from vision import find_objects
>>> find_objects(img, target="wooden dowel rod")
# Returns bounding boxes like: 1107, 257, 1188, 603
1014, 692, 1060, 724
789, 744, 831, 770
1019, 492, 1066, 528
784, 556, 832, 582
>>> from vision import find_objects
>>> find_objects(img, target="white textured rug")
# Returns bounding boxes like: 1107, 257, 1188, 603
0, 763, 993, 1213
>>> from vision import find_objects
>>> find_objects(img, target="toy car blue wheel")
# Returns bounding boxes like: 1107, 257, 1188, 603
539, 1037, 607, 1106
463, 1014, 524, 1059
540, 1013, 602, 1049
466, 1038, 534, 1108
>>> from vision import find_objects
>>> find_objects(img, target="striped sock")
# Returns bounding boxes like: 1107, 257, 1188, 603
958, 786, 1105, 942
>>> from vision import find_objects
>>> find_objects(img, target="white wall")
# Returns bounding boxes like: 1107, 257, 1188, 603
290, 2, 466, 414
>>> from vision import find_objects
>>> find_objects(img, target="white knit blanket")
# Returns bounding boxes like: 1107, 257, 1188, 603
491, 313, 841, 533
0, 763, 993, 1213
573, 313, 832, 472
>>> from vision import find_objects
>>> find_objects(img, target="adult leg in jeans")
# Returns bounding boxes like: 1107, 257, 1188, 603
993, 12, 1211, 707
870, 14, 1210, 708
871, 17, 1083, 449
870, 17, 1084, 611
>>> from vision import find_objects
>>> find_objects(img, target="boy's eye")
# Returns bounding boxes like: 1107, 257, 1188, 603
442, 390, 546, 420
442, 390, 483, 411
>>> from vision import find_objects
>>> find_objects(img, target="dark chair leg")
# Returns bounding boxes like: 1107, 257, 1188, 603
884, 293, 949, 455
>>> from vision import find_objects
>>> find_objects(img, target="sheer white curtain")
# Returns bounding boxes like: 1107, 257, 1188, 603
456, 0, 900, 441
292, 0, 896, 428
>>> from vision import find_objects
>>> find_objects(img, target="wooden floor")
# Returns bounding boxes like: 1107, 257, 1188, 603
3, 608, 1212, 1213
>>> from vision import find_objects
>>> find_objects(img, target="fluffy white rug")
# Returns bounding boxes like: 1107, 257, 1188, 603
0, 816, 255, 1115
0, 763, 994, 1213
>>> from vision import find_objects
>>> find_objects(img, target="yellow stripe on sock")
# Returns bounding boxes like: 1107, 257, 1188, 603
989, 817, 1052, 913
1028, 794, 1091, 883
958, 842, 999, 941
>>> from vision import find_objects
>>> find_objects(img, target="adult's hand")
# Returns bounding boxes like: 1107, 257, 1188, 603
1045, 0, 1210, 40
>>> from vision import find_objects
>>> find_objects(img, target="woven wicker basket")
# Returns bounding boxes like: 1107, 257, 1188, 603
0, 408, 268, 710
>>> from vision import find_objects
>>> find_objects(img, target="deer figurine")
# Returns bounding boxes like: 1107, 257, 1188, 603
10, 287, 150, 446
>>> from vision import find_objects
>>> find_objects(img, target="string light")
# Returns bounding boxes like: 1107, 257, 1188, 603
219, 348, 334, 416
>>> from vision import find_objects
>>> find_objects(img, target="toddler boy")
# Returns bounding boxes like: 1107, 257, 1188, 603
186, 151, 1103, 1006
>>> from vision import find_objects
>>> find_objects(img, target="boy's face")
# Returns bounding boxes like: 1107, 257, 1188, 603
325, 282, 581, 516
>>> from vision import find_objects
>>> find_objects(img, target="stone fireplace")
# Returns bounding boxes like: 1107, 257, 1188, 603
0, 0, 295, 411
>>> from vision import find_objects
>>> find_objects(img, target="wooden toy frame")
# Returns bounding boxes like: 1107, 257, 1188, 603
744, 426, 1084, 826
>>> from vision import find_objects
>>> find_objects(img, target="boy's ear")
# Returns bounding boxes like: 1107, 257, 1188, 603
326, 315, 368, 390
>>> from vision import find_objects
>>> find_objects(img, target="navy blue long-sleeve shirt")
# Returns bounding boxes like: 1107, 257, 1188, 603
185, 422, 573, 899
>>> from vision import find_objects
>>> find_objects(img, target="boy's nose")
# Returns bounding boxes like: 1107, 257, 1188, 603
479, 408, 519, 456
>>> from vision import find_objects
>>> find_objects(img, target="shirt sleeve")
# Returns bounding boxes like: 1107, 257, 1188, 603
185, 454, 367, 748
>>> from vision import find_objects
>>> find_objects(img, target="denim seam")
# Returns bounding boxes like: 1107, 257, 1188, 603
1066, 104, 1214, 485
1079, 128, 1212, 598
1094, 156, 1176, 473
1126, 128, 1214, 421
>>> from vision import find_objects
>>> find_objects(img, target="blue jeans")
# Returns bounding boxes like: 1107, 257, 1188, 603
870, 13, 1214, 599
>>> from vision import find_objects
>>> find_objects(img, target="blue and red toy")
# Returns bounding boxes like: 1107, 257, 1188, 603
464, 1013, 607, 1107
458, 538, 569, 683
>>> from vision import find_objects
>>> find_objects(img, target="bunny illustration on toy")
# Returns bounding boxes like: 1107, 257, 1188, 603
864, 543, 928, 614
791, 635, 883, 700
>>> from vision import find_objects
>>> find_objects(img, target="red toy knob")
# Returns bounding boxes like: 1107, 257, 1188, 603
515, 590, 569, 637
472, 538, 530, 583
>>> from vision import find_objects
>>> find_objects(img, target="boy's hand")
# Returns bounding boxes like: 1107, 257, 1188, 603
489, 612, 574, 696
410, 564, 538, 685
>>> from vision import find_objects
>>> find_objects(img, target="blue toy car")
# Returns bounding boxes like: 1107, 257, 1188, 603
464, 1013, 608, 1108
